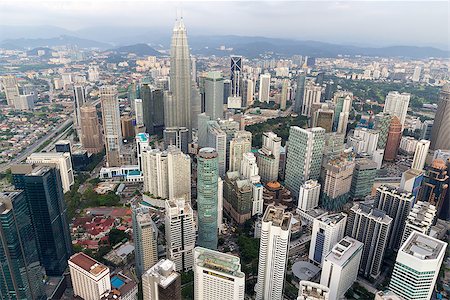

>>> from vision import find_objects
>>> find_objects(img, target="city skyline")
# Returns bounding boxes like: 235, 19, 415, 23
0, 1, 449, 49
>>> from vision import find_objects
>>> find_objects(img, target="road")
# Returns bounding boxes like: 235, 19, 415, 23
0, 119, 73, 173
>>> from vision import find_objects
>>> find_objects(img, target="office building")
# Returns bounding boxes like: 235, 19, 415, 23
412, 66, 421, 82
166, 18, 192, 131
389, 232, 447, 300
350, 158, 377, 199
348, 128, 380, 156
165, 198, 196, 272
309, 213, 347, 265
121, 115, 134, 140
374, 113, 392, 149
55, 139, 71, 154
384, 116, 402, 161
243, 78, 254, 107
133, 207, 158, 278
141, 83, 156, 134
302, 82, 322, 118
167, 146, 191, 200
401, 201, 436, 245
313, 104, 334, 132
383, 91, 410, 126
100, 85, 122, 167
333, 92, 353, 134
14, 94, 35, 110
0, 191, 45, 300
417, 159, 449, 218
285, 127, 325, 199
298, 180, 321, 212
400, 168, 424, 197
12, 165, 72, 276
142, 259, 181, 300
294, 74, 306, 114
230, 56, 242, 97
411, 139, 430, 171
197, 148, 219, 249
346, 203, 392, 279
320, 237, 363, 300
80, 105, 104, 154
257, 132, 282, 182
223, 171, 253, 224
255, 206, 292, 300
1, 75, 20, 106
163, 127, 189, 153
430, 84, 450, 150
194, 247, 245, 300
259, 73, 271, 102
241, 152, 260, 183
135, 98, 144, 126
297, 281, 330, 300
375, 185, 415, 251
205, 71, 224, 120
26, 152, 74, 193
280, 79, 289, 110
229, 135, 251, 172
69, 252, 111, 300
206, 122, 227, 177
73, 85, 86, 132
420, 120, 433, 140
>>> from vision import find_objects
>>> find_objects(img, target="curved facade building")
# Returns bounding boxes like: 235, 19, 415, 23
430, 84, 450, 150
384, 116, 402, 161
197, 148, 219, 250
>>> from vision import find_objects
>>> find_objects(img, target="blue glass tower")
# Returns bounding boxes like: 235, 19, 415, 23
0, 191, 45, 299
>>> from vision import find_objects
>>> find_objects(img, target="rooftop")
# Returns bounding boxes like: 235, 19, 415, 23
401, 231, 446, 260
195, 247, 244, 278
143, 259, 180, 289
317, 212, 347, 227
263, 205, 292, 230
325, 236, 363, 266
69, 252, 108, 277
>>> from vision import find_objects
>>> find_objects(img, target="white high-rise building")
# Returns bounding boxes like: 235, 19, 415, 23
285, 127, 325, 199
401, 201, 436, 246
133, 209, 158, 277
245, 78, 254, 106
134, 98, 144, 126
259, 73, 271, 103
302, 82, 322, 117
229, 136, 251, 172
298, 179, 321, 211
207, 122, 227, 177
256, 206, 292, 300
241, 152, 260, 183
88, 65, 100, 82
165, 198, 196, 272
383, 91, 410, 126
411, 139, 430, 171
320, 237, 363, 300
252, 182, 264, 216
412, 66, 421, 82
100, 85, 122, 167
257, 132, 281, 182
69, 252, 111, 300
73, 85, 86, 133
167, 146, 191, 200
1, 75, 20, 106
142, 259, 181, 300
136, 133, 150, 172
297, 281, 330, 300
26, 152, 74, 193
389, 232, 447, 300
336, 94, 353, 134
348, 128, 380, 156
194, 247, 245, 300
309, 213, 347, 265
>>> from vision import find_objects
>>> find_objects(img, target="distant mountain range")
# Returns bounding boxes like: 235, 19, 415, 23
0, 25, 448, 59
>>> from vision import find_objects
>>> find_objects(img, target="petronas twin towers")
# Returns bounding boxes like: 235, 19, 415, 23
165, 18, 196, 131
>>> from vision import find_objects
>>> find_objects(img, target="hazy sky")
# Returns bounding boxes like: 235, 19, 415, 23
0, 0, 449, 48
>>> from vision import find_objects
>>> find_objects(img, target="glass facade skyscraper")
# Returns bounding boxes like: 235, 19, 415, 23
0, 191, 45, 299
197, 148, 219, 250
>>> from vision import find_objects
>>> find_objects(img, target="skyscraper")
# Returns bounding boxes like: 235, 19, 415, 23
229, 135, 251, 172
256, 206, 292, 300
142, 259, 181, 300
411, 139, 430, 171
167, 18, 192, 131
132, 206, 158, 278
346, 203, 392, 279
206, 122, 227, 177
374, 185, 415, 251
297, 281, 330, 300
197, 148, 219, 249
384, 116, 402, 161
258, 73, 271, 103
350, 158, 377, 199
73, 85, 86, 135
257, 132, 282, 183
302, 82, 322, 118
193, 247, 245, 300
298, 180, 321, 211
204, 71, 224, 120
0, 191, 45, 300
294, 74, 306, 114
285, 127, 325, 199
1, 75, 20, 106
333, 92, 353, 134
389, 232, 447, 300
13, 165, 72, 276
135, 98, 144, 126
100, 85, 122, 167
400, 201, 436, 246
280, 79, 289, 110
80, 105, 103, 154
374, 113, 392, 149
430, 84, 450, 150
165, 198, 196, 272
309, 213, 347, 265
320, 237, 363, 300
230, 56, 242, 97
383, 91, 410, 126
163, 126, 189, 153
